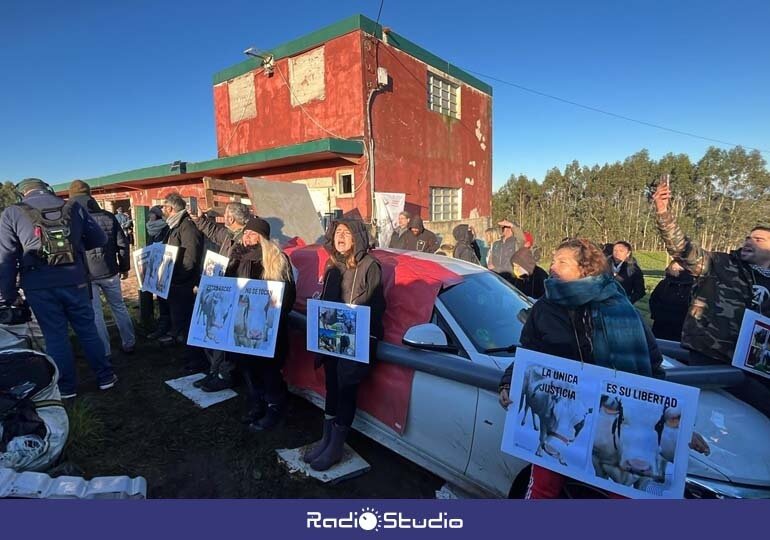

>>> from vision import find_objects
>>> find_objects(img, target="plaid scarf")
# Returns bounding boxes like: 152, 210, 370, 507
544, 273, 652, 376
165, 209, 187, 230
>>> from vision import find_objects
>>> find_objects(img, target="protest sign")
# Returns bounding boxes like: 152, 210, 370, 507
501, 349, 699, 499
202, 250, 229, 277
132, 244, 178, 298
132, 247, 151, 291
187, 276, 285, 358
306, 299, 371, 363
374, 192, 406, 248
732, 309, 770, 380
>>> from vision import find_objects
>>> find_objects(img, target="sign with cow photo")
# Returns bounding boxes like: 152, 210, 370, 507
501, 349, 700, 499
132, 244, 178, 299
187, 275, 285, 358
731, 309, 770, 380
306, 299, 371, 364
202, 250, 229, 277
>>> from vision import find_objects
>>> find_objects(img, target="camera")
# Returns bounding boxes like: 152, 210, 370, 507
0, 304, 32, 325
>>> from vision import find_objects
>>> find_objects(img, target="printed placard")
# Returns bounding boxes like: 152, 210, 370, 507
501, 349, 700, 499
306, 299, 371, 364
131, 244, 178, 299
202, 250, 229, 277
187, 275, 285, 358
732, 309, 770, 380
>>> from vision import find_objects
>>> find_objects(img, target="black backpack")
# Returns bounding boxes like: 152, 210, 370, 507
16, 201, 77, 266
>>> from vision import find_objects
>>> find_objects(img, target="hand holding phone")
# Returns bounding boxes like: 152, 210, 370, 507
652, 174, 672, 214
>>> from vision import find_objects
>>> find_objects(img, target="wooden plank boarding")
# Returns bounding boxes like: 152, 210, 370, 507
203, 177, 249, 217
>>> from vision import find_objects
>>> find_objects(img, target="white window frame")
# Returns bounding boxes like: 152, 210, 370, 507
427, 71, 461, 119
335, 170, 355, 198
430, 187, 462, 222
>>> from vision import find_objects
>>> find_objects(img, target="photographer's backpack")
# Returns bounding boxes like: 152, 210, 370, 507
15, 201, 77, 267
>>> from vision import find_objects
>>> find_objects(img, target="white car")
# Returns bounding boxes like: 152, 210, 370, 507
288, 249, 770, 498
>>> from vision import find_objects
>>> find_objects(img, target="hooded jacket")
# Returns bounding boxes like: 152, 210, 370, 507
165, 211, 204, 287
488, 224, 524, 275
508, 247, 548, 299
649, 271, 694, 341
71, 194, 129, 280
656, 211, 770, 363
403, 216, 439, 253
0, 189, 106, 303
322, 219, 386, 340
388, 227, 409, 249
452, 225, 481, 264
611, 256, 646, 304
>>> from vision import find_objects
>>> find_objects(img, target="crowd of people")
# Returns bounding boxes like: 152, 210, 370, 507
0, 176, 768, 490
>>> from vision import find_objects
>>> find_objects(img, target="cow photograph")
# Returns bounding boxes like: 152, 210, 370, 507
732, 311, 770, 381
233, 290, 273, 349
202, 250, 229, 277
590, 393, 680, 495
132, 248, 150, 290
190, 285, 233, 345
513, 364, 594, 468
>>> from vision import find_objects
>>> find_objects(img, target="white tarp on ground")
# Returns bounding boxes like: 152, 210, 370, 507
276, 445, 370, 484
0, 468, 147, 499
165, 373, 237, 409
0, 349, 68, 472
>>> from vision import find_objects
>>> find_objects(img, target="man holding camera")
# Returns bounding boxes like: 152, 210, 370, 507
0, 178, 117, 398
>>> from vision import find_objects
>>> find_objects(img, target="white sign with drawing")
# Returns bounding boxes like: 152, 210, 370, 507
306, 299, 371, 364
202, 250, 229, 277
131, 244, 178, 299
501, 349, 699, 499
732, 309, 770, 381
374, 192, 406, 248
187, 275, 285, 358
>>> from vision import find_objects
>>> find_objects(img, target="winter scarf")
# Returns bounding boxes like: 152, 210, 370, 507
544, 273, 652, 376
146, 218, 167, 237
165, 209, 187, 231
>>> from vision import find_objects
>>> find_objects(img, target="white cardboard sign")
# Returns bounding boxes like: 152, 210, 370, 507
131, 244, 178, 299
732, 309, 770, 380
306, 299, 371, 364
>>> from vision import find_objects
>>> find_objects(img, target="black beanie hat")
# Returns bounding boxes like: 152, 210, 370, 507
243, 216, 270, 239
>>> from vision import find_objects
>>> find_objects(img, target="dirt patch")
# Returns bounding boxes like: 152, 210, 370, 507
59, 280, 442, 498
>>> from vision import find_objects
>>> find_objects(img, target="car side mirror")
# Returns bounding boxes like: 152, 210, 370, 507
402, 323, 458, 353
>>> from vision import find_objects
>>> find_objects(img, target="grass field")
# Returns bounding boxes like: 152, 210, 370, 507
633, 250, 669, 325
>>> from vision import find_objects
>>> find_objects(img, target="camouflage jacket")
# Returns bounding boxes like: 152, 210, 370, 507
656, 211, 758, 363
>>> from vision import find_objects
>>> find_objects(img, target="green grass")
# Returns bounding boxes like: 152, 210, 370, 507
634, 250, 669, 326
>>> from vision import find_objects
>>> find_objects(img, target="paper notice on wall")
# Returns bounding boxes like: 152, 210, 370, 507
374, 192, 406, 248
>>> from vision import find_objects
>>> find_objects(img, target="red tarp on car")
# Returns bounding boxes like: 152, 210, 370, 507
284, 241, 463, 434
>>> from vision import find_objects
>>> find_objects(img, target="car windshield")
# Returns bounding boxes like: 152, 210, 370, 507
438, 272, 532, 356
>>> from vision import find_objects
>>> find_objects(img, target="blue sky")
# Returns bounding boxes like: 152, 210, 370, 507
1, 0, 768, 190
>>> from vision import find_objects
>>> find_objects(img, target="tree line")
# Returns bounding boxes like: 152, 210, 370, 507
492, 146, 770, 255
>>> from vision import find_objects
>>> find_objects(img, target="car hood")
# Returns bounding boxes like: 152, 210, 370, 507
689, 389, 770, 487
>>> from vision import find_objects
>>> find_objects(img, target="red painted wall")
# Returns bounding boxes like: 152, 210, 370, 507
367, 39, 492, 220
213, 32, 367, 157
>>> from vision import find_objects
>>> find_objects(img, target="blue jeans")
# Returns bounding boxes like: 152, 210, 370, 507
25, 284, 115, 395
91, 274, 136, 356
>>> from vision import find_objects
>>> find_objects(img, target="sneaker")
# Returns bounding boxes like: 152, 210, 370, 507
240, 402, 267, 424
248, 403, 284, 431
60, 391, 77, 400
99, 374, 118, 390
200, 375, 233, 393
157, 335, 175, 346
146, 329, 168, 340
121, 345, 135, 354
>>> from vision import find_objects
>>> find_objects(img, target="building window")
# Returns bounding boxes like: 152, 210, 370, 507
427, 72, 460, 119
430, 187, 461, 222
336, 170, 354, 197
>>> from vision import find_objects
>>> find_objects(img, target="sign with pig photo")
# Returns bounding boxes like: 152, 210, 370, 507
501, 349, 700, 499
187, 275, 285, 358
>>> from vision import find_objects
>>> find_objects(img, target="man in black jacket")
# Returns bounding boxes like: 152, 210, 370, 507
610, 241, 646, 304
649, 261, 694, 341
403, 215, 439, 253
69, 181, 135, 358
451, 224, 481, 264
158, 193, 204, 359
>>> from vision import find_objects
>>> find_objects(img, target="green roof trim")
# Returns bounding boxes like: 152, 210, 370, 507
212, 14, 492, 95
51, 138, 364, 192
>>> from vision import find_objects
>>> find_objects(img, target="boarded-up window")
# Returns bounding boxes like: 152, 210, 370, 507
228, 73, 256, 123
427, 72, 460, 119
289, 46, 325, 106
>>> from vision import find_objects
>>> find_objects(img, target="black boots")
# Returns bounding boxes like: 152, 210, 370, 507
309, 423, 349, 471
303, 418, 334, 464
248, 402, 284, 431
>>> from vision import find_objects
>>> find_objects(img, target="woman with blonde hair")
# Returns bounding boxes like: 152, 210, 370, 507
481, 227, 499, 267
227, 217, 296, 431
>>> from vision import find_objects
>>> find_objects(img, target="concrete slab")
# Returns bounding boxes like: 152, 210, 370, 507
165, 373, 237, 409
276, 444, 370, 484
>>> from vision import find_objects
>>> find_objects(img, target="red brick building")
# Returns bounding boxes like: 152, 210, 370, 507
53, 14, 493, 244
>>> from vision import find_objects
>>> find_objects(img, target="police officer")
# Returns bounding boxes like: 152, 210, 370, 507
0, 178, 117, 398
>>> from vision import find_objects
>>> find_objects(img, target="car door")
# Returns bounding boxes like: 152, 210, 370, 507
399, 305, 478, 478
